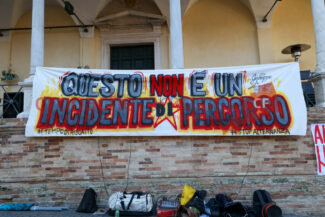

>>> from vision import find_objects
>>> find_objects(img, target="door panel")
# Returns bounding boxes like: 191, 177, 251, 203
110, 44, 154, 70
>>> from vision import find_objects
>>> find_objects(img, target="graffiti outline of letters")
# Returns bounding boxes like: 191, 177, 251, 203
316, 144, 325, 174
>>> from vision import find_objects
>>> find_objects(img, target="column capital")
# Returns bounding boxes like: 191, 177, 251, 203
310, 73, 325, 82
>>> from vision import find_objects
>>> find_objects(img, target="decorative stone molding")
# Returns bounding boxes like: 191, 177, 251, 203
96, 3, 165, 70
95, 10, 165, 23
80, 26, 94, 38
0, 31, 10, 42
101, 28, 162, 69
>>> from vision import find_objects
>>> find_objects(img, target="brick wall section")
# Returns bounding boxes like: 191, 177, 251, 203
0, 107, 325, 216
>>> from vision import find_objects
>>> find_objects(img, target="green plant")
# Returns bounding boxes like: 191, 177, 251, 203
1, 68, 17, 81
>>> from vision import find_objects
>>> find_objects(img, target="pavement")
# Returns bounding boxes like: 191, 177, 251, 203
0, 210, 322, 217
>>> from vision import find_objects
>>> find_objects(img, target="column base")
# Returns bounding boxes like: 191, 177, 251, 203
17, 112, 30, 119
310, 73, 325, 107
17, 76, 34, 118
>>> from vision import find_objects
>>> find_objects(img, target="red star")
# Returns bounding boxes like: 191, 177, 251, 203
154, 98, 180, 130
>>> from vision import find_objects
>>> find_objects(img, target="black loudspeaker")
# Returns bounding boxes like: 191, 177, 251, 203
3, 92, 24, 118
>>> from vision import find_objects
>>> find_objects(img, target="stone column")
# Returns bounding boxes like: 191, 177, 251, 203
310, 0, 325, 107
30, 0, 44, 76
18, 0, 44, 118
169, 0, 184, 69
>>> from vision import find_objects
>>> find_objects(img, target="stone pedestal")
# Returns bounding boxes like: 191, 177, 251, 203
17, 76, 34, 118
310, 73, 325, 107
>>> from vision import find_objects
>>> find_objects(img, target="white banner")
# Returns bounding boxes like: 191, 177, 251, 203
311, 124, 325, 175
26, 62, 307, 136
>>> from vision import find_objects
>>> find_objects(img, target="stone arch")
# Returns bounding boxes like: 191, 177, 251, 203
97, 0, 162, 18
182, 0, 259, 68
11, 5, 80, 80
184, 0, 255, 19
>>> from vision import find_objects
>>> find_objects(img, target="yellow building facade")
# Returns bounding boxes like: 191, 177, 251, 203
1, 0, 325, 216
0, 0, 319, 80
